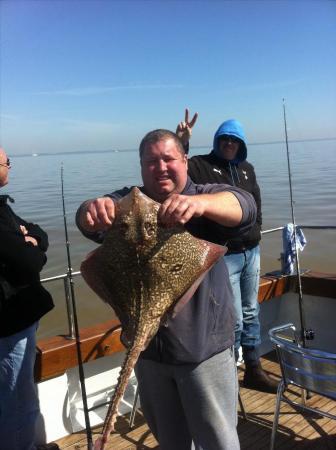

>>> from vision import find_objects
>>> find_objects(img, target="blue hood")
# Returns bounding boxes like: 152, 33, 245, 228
213, 119, 247, 163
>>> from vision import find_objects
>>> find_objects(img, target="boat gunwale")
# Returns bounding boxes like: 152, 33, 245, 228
35, 270, 336, 383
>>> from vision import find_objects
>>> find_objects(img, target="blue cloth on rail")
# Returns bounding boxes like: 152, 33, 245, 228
282, 223, 307, 275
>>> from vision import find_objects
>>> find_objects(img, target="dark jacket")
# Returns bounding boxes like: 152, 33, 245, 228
187, 119, 261, 253
0, 195, 54, 337
76, 178, 257, 364
188, 152, 261, 252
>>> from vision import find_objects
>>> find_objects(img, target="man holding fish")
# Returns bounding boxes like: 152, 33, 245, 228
77, 129, 257, 450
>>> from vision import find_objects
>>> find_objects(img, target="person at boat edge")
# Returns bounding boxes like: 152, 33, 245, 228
0, 147, 59, 450
76, 129, 257, 450
176, 109, 278, 394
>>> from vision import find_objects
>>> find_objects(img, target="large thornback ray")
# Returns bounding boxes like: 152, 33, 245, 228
80, 187, 226, 449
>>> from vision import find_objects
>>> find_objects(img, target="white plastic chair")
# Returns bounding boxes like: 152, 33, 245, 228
268, 323, 336, 450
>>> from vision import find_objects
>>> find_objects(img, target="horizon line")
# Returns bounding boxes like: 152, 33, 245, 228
11, 136, 336, 157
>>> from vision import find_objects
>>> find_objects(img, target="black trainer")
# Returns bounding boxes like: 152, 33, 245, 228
243, 362, 279, 394
36, 444, 60, 450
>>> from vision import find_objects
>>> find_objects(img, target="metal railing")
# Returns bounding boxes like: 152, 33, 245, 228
41, 270, 81, 339
41, 225, 336, 339
261, 225, 336, 235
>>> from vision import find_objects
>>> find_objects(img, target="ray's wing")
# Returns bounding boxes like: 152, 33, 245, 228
80, 187, 227, 449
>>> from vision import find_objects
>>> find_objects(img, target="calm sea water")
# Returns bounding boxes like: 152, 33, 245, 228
3, 140, 336, 338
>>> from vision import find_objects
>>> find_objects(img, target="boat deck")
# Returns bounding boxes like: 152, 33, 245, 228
55, 352, 336, 449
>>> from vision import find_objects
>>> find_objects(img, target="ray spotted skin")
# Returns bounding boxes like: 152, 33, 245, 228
81, 188, 225, 449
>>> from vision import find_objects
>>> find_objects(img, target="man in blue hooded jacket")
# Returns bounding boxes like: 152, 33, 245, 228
177, 112, 278, 393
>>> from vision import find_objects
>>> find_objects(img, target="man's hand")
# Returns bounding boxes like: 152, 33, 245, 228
20, 225, 28, 235
176, 108, 198, 146
24, 236, 38, 246
159, 191, 243, 228
20, 225, 38, 246
158, 194, 204, 227
79, 197, 116, 232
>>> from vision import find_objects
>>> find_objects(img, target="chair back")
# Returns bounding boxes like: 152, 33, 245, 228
269, 323, 336, 400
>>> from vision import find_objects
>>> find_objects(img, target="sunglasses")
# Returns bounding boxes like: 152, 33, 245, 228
0, 158, 11, 168
219, 135, 240, 144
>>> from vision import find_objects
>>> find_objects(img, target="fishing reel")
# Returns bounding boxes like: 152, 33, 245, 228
303, 328, 315, 340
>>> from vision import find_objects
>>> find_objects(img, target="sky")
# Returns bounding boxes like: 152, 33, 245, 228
1, 0, 335, 155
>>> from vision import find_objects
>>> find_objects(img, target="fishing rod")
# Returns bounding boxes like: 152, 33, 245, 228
61, 164, 93, 450
282, 99, 314, 346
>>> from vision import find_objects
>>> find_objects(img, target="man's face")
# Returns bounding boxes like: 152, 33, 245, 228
218, 136, 240, 161
141, 138, 188, 202
0, 148, 10, 187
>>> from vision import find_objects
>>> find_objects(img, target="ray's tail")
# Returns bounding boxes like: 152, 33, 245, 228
94, 333, 147, 450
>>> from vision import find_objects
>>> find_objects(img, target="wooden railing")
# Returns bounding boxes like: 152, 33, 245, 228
35, 270, 336, 383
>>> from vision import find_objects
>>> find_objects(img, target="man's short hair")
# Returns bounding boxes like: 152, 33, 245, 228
139, 129, 185, 159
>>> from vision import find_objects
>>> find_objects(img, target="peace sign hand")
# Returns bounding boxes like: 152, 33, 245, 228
176, 108, 198, 146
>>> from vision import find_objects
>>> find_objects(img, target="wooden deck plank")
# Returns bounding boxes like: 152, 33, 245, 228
54, 354, 336, 450
56, 414, 158, 449
239, 357, 336, 449
238, 355, 336, 449
273, 404, 333, 450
